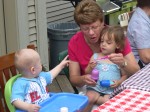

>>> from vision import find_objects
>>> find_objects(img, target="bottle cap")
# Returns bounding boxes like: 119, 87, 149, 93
60, 107, 68, 112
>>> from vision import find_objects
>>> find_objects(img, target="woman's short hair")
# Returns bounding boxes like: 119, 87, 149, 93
74, 0, 104, 25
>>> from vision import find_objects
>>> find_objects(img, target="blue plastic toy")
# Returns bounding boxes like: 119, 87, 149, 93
16, 93, 88, 112
100, 80, 114, 87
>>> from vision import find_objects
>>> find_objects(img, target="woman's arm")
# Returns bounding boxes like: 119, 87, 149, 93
138, 49, 150, 64
69, 61, 85, 87
109, 52, 140, 76
109, 37, 140, 76
123, 52, 140, 75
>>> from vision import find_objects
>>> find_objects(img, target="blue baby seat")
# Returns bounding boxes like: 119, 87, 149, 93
16, 93, 88, 112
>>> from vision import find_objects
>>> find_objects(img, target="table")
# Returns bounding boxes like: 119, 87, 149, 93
92, 89, 150, 112
47, 75, 75, 93
110, 63, 150, 98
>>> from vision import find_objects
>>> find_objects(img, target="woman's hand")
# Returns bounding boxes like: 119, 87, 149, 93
83, 74, 97, 86
108, 53, 125, 67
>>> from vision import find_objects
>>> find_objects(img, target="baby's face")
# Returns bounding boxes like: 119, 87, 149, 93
33, 59, 42, 77
100, 34, 118, 55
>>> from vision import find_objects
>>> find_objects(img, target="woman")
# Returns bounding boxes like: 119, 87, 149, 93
68, 0, 140, 111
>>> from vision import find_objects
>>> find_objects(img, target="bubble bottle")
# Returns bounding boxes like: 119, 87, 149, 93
91, 68, 99, 82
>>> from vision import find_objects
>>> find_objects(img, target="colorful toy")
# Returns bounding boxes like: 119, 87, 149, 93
100, 80, 114, 87
91, 68, 99, 82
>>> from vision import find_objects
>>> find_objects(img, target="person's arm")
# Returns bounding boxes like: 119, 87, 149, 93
129, 18, 150, 65
117, 69, 128, 85
50, 55, 70, 79
85, 62, 93, 74
138, 49, 150, 64
109, 52, 140, 76
13, 100, 40, 112
109, 37, 140, 76
85, 55, 96, 74
123, 52, 140, 75
69, 60, 96, 87
111, 68, 127, 88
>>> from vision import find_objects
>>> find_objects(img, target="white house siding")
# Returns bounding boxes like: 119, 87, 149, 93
28, 0, 37, 46
2, 0, 49, 70
46, 0, 75, 68
46, 0, 75, 24
1, 0, 75, 69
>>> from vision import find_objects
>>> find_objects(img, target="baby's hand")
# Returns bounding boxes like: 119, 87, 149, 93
60, 55, 70, 68
28, 104, 41, 112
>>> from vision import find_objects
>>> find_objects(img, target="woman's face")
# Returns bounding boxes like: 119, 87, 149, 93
80, 20, 104, 44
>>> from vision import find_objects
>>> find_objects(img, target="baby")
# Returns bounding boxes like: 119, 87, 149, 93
11, 48, 69, 112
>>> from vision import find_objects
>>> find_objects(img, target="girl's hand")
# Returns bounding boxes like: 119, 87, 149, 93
110, 80, 120, 88
89, 60, 97, 69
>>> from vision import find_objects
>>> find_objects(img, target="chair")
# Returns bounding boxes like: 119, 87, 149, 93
118, 12, 130, 27
4, 74, 21, 112
58, 50, 78, 93
0, 45, 36, 112
0, 52, 17, 112
118, 12, 130, 35
118, 11, 134, 35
